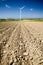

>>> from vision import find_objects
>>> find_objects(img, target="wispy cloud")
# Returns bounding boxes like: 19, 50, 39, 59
5, 4, 10, 8
30, 8, 33, 11
1, 0, 5, 1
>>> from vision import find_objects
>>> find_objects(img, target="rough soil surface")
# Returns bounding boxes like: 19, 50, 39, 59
0, 21, 43, 65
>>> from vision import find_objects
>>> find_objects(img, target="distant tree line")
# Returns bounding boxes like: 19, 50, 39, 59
0, 19, 6, 22
24, 18, 43, 21
0, 19, 19, 22
0, 18, 43, 22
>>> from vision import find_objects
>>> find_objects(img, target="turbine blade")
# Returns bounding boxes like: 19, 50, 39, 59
19, 6, 25, 10
21, 6, 25, 9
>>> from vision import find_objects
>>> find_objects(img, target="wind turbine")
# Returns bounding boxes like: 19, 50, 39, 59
19, 6, 25, 21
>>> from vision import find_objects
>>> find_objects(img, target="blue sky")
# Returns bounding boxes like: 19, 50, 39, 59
0, 0, 43, 19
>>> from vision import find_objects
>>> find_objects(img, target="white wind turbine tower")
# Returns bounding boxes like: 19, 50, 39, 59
19, 6, 25, 21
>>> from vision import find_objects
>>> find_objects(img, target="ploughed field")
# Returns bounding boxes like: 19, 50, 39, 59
0, 21, 43, 65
